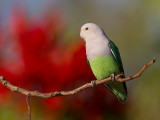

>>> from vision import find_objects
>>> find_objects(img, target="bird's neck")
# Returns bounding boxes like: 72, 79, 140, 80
86, 37, 111, 60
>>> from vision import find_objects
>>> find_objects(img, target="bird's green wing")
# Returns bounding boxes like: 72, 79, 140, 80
107, 40, 127, 103
109, 40, 124, 74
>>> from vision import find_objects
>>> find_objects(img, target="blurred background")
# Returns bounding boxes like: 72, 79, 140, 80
0, 0, 159, 120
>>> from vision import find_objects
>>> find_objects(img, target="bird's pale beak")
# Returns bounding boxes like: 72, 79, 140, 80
80, 29, 86, 40
80, 30, 83, 39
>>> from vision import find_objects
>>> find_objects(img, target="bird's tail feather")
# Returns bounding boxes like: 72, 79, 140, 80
103, 81, 127, 104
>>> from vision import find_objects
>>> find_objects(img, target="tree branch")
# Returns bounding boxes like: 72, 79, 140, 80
0, 58, 156, 99
26, 95, 31, 120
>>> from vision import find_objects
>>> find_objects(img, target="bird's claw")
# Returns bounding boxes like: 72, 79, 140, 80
91, 80, 96, 87
110, 73, 115, 81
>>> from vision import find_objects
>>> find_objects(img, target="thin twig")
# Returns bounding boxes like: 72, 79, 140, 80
26, 95, 31, 120
0, 58, 156, 99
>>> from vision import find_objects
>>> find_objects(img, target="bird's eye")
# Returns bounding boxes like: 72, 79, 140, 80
85, 27, 88, 30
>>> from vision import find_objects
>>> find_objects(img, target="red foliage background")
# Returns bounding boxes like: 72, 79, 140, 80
0, 9, 127, 120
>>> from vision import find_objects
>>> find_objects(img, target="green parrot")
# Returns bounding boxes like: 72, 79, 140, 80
80, 23, 127, 103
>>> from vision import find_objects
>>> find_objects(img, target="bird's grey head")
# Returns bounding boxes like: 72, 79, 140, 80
80, 23, 105, 42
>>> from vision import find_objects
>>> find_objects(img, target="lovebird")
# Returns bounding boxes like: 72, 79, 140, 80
80, 23, 127, 103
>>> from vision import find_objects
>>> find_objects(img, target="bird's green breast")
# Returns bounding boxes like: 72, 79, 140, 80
88, 56, 120, 80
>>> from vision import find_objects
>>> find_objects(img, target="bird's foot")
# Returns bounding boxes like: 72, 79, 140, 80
110, 73, 115, 81
91, 80, 97, 88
